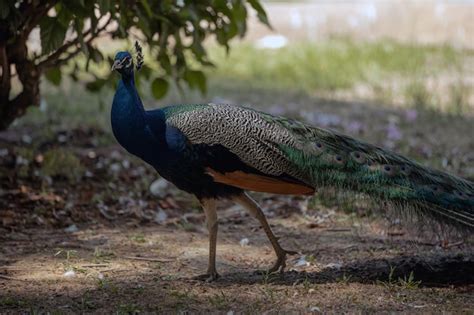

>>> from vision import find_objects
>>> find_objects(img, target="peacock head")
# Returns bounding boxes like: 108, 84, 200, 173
112, 42, 144, 77
111, 51, 134, 76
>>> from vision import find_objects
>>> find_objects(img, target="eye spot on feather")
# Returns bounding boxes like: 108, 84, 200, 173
429, 185, 444, 195
366, 160, 378, 171
333, 154, 346, 165
453, 190, 468, 200
313, 142, 325, 154
382, 164, 397, 176
399, 165, 412, 176
350, 151, 366, 164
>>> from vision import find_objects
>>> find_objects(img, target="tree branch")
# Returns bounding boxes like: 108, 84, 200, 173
0, 42, 11, 106
22, 1, 58, 38
38, 14, 113, 70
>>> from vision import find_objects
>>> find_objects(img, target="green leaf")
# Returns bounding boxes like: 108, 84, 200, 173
140, 0, 153, 18
151, 78, 169, 99
44, 68, 62, 86
247, 0, 271, 28
183, 70, 206, 94
39, 17, 68, 55
231, 2, 247, 35
56, 4, 73, 28
86, 78, 107, 92
97, 0, 112, 14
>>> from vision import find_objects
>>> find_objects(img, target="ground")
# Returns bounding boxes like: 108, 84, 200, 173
1, 39, 473, 313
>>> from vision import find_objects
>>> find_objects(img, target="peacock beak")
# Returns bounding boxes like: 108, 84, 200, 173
111, 60, 122, 71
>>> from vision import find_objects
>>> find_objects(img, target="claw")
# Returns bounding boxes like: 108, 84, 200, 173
193, 271, 220, 282
258, 248, 298, 275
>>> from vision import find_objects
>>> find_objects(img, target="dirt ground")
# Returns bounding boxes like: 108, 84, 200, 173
1, 82, 474, 313
1, 113, 473, 313
1, 205, 473, 313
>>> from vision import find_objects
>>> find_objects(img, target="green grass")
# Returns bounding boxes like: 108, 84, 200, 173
16, 38, 473, 130
208, 38, 468, 93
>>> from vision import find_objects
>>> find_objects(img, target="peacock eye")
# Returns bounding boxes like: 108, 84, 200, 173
121, 57, 132, 67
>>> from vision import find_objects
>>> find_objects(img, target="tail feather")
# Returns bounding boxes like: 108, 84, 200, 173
276, 122, 474, 231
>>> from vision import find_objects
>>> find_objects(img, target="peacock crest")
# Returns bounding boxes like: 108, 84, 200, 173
134, 41, 144, 71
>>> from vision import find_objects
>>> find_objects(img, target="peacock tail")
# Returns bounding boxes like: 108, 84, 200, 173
164, 103, 474, 231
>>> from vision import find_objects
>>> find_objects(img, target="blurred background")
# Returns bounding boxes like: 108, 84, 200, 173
1, 0, 473, 313
12, 0, 473, 179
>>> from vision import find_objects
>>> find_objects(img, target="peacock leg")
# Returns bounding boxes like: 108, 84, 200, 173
195, 198, 220, 282
233, 192, 297, 274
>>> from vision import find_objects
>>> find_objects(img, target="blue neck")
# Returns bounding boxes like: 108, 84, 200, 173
111, 73, 152, 157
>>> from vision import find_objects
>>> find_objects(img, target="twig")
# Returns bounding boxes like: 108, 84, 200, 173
0, 275, 27, 281
122, 256, 174, 262
80, 264, 109, 268
324, 228, 351, 232
38, 14, 113, 69
387, 232, 405, 236
442, 241, 464, 248
101, 268, 130, 273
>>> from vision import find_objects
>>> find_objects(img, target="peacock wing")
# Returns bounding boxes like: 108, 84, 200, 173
163, 104, 314, 194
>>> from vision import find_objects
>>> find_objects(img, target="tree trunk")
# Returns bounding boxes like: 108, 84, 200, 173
0, 40, 41, 131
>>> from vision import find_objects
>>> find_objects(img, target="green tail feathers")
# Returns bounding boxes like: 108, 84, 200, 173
275, 120, 474, 231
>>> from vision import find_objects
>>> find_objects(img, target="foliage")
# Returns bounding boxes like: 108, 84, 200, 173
0, 0, 269, 130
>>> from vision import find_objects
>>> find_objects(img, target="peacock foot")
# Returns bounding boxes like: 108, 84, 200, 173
193, 271, 220, 282
255, 249, 298, 275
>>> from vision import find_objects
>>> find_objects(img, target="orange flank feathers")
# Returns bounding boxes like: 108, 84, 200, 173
206, 168, 315, 195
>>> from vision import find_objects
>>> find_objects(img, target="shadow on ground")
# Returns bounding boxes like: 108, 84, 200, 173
217, 253, 474, 287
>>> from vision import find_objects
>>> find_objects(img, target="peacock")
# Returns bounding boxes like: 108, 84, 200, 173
110, 43, 473, 281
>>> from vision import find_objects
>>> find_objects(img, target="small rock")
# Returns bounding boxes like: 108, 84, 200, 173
294, 255, 309, 267
110, 150, 121, 160
122, 159, 130, 169
109, 163, 121, 173
64, 224, 78, 233
154, 208, 168, 224
63, 270, 76, 278
16, 156, 29, 166
21, 134, 32, 144
239, 238, 249, 246
309, 306, 321, 313
149, 178, 169, 198
57, 134, 67, 143
324, 262, 342, 270
98, 273, 104, 280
